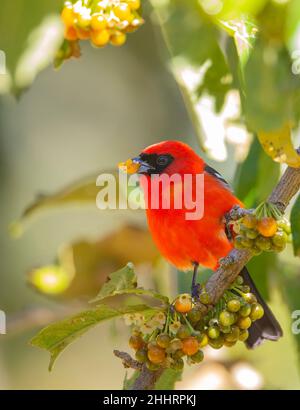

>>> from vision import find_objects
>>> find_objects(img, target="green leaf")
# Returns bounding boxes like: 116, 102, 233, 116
91, 263, 137, 301
154, 368, 182, 390
244, 38, 300, 132
234, 138, 280, 207
91, 263, 169, 304
291, 194, 300, 257
30, 304, 157, 371
0, 0, 64, 94
123, 370, 139, 390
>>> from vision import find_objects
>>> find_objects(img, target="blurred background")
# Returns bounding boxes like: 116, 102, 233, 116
0, 0, 300, 389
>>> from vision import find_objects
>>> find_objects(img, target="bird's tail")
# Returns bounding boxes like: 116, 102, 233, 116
240, 267, 283, 349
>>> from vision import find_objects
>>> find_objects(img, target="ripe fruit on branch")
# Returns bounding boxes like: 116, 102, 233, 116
56, 0, 144, 67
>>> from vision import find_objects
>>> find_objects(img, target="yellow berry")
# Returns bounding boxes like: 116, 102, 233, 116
61, 6, 75, 27
110, 31, 127, 46
128, 0, 141, 10
91, 29, 110, 47
76, 27, 90, 40
113, 3, 132, 21
91, 14, 107, 31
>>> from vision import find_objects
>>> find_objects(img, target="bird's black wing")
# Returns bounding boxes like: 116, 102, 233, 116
204, 164, 233, 192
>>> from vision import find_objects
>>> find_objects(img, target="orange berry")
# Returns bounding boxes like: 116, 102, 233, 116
129, 335, 144, 350
182, 337, 199, 356
174, 294, 192, 313
257, 217, 277, 237
110, 31, 127, 46
91, 14, 107, 31
113, 3, 131, 21
61, 6, 75, 27
65, 26, 77, 41
76, 27, 90, 40
147, 345, 166, 364
91, 29, 110, 47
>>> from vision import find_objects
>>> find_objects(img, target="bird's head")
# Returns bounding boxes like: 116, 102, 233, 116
119, 140, 204, 176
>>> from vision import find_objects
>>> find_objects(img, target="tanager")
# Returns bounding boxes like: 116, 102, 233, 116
120, 140, 282, 348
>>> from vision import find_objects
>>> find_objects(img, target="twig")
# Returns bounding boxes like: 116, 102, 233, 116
117, 156, 300, 390
113, 350, 142, 370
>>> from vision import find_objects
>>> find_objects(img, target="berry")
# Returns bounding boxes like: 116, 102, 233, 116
191, 350, 204, 363
91, 29, 110, 47
168, 338, 183, 352
91, 14, 107, 31
147, 345, 166, 364
224, 340, 237, 347
243, 293, 257, 304
207, 326, 220, 339
239, 329, 249, 342
77, 13, 91, 29
234, 235, 245, 249
129, 335, 144, 350
246, 229, 259, 240
255, 235, 271, 251
219, 325, 231, 334
76, 27, 90, 40
65, 26, 77, 41
250, 303, 264, 321
242, 214, 257, 229
199, 291, 210, 304
135, 348, 147, 363
239, 303, 252, 317
235, 276, 244, 286
187, 307, 202, 324
257, 217, 277, 237
272, 231, 288, 247
61, 6, 75, 26
174, 293, 192, 313
224, 325, 240, 342
113, 3, 132, 20
227, 299, 241, 313
173, 349, 184, 359
219, 310, 235, 326
177, 325, 191, 339
110, 31, 127, 46
156, 333, 171, 349
208, 336, 224, 349
182, 337, 199, 356
171, 358, 184, 371
198, 333, 209, 348
128, 0, 141, 10
237, 316, 252, 330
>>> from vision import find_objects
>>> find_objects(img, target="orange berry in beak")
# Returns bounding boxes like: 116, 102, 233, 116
118, 159, 140, 174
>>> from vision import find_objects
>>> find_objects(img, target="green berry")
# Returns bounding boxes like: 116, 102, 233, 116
208, 326, 220, 339
235, 276, 244, 286
255, 235, 271, 251
208, 335, 224, 349
219, 325, 232, 334
187, 307, 202, 324
199, 291, 210, 304
191, 350, 204, 363
135, 348, 148, 363
237, 316, 252, 330
241, 285, 250, 293
146, 360, 161, 371
177, 325, 191, 339
227, 299, 241, 313
246, 229, 259, 239
173, 349, 184, 359
224, 325, 240, 342
243, 293, 257, 304
234, 235, 245, 249
219, 310, 235, 326
156, 333, 171, 349
272, 231, 288, 247
239, 303, 252, 317
250, 303, 264, 321
171, 358, 184, 371
239, 329, 249, 342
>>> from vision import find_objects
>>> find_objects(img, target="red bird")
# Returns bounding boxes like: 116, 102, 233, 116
124, 140, 282, 348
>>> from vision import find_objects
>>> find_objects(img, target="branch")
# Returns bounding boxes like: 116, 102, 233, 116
118, 157, 300, 390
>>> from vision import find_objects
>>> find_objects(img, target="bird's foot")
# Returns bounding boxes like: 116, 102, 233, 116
219, 254, 235, 268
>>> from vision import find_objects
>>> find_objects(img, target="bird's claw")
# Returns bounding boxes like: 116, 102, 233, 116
191, 283, 201, 299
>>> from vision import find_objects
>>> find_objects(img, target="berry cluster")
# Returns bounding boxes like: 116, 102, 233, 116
233, 202, 291, 255
125, 276, 264, 371
56, 0, 143, 66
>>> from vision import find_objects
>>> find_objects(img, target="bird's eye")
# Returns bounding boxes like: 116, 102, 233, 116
156, 155, 169, 166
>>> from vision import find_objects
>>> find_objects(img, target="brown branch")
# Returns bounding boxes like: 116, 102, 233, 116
113, 350, 142, 371
118, 157, 300, 390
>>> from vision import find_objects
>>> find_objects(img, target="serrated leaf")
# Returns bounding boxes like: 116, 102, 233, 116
91, 263, 169, 304
30, 304, 157, 371
291, 194, 300, 257
154, 368, 182, 390
91, 263, 137, 301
